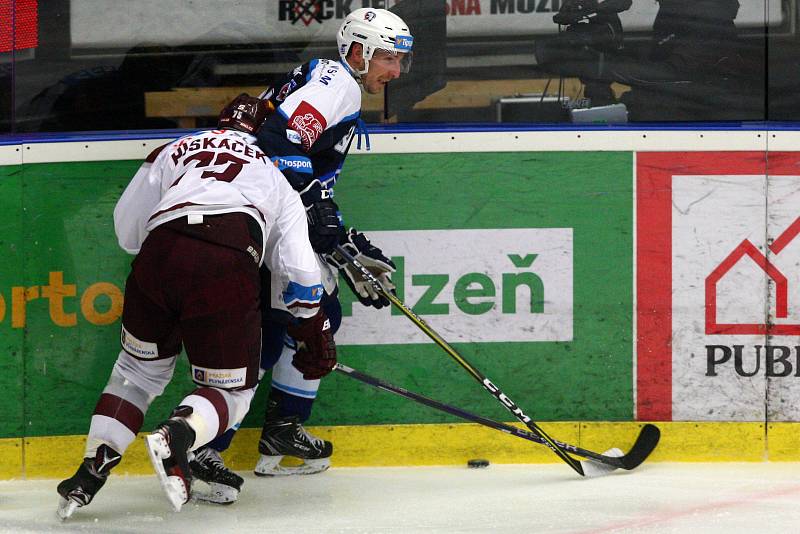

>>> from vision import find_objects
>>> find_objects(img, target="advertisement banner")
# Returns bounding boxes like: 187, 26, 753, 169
1, 160, 188, 440
637, 152, 800, 422
329, 150, 633, 424
69, 1, 781, 48
337, 228, 573, 345
1, 150, 634, 439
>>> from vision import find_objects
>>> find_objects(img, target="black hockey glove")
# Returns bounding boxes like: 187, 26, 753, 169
327, 228, 396, 309
299, 180, 342, 254
287, 309, 337, 380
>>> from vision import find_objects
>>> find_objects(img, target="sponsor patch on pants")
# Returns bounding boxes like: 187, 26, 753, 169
121, 325, 159, 359
191, 365, 247, 389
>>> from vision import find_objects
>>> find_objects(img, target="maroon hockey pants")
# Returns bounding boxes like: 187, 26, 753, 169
120, 214, 262, 389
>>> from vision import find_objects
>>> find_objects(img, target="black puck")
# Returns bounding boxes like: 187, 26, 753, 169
467, 459, 490, 468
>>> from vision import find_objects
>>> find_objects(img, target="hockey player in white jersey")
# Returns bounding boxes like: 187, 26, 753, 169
189, 8, 413, 503
56, 95, 336, 519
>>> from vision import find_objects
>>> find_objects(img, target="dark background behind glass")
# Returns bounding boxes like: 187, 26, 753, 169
1, 1, 797, 134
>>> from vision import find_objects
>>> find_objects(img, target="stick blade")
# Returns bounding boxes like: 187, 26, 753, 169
619, 424, 660, 470
580, 448, 623, 478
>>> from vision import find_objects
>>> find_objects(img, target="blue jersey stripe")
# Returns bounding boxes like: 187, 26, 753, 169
283, 281, 324, 307
340, 110, 360, 123
271, 380, 319, 398
325, 111, 360, 131
307, 59, 318, 82
318, 169, 338, 185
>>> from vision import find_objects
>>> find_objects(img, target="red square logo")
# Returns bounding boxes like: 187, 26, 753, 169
288, 101, 327, 152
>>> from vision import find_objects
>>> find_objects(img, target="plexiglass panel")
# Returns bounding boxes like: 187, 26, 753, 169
767, 0, 800, 119
532, 0, 769, 122
1, 0, 41, 133
2, 1, 797, 131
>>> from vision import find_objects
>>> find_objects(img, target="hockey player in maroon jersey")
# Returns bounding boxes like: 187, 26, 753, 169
188, 8, 413, 504
56, 95, 336, 519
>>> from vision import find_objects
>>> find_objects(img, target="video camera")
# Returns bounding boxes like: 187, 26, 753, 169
551, 0, 631, 52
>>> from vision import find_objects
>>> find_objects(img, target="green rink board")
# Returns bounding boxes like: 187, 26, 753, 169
0, 152, 633, 439
0, 163, 24, 439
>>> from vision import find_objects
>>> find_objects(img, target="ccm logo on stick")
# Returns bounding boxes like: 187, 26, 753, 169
483, 378, 532, 423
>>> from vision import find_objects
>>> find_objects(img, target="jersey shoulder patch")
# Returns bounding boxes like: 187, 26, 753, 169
287, 100, 327, 152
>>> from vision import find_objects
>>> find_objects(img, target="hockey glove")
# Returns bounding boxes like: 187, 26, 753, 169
327, 228, 396, 309
287, 309, 337, 380
299, 180, 342, 254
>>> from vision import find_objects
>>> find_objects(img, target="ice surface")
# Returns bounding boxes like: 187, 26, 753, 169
2, 462, 800, 533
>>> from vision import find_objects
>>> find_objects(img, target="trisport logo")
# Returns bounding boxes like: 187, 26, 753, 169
336, 228, 573, 345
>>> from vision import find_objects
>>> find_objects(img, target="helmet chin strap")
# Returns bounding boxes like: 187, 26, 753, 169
356, 63, 370, 92
343, 56, 369, 89
353, 53, 370, 77
347, 44, 395, 82
352, 43, 375, 77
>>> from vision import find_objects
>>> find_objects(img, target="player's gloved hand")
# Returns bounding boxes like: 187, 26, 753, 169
299, 180, 341, 254
287, 309, 337, 380
327, 228, 396, 309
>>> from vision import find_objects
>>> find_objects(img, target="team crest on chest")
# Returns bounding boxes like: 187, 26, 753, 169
289, 101, 327, 151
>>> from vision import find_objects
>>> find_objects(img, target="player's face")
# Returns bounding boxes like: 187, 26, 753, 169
362, 49, 405, 94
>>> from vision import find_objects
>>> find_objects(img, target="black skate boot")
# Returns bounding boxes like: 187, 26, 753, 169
190, 446, 244, 505
145, 414, 195, 512
56, 444, 121, 520
254, 399, 332, 476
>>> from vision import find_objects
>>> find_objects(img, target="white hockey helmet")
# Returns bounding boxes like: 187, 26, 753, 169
337, 8, 414, 76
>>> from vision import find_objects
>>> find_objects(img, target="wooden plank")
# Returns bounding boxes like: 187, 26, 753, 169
145, 86, 264, 118
145, 86, 383, 119
144, 79, 630, 121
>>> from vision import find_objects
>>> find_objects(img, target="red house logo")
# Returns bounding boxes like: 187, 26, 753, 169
705, 217, 800, 335
636, 151, 800, 421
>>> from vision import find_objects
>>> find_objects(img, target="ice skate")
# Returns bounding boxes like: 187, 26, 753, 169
254, 401, 332, 476
145, 417, 195, 512
56, 444, 121, 520
190, 446, 244, 505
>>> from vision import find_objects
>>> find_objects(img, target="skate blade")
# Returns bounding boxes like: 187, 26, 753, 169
191, 480, 239, 505
145, 433, 188, 512
254, 455, 330, 476
56, 497, 79, 521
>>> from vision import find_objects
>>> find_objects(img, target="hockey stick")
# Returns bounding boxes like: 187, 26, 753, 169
335, 245, 587, 475
335, 363, 660, 473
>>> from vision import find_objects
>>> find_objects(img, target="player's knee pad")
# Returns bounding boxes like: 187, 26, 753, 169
113, 350, 178, 397
86, 361, 162, 456
105, 364, 158, 409
179, 385, 257, 448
